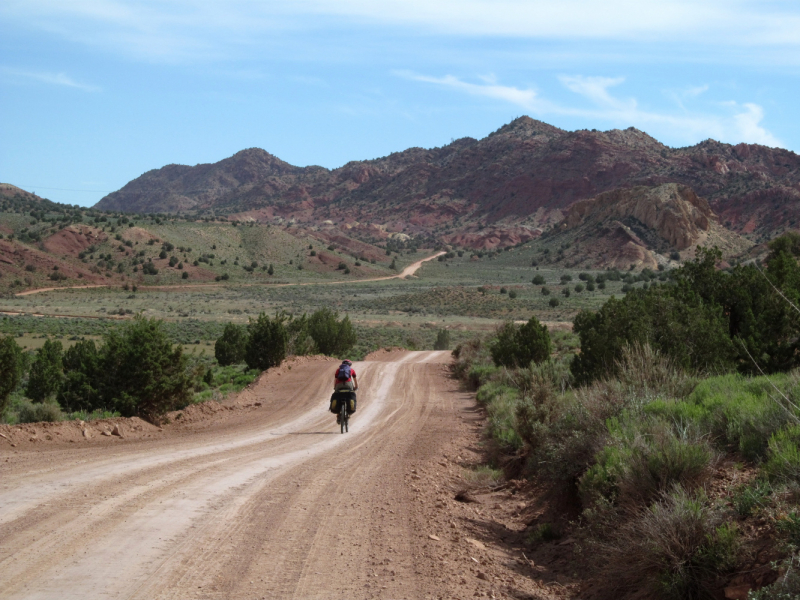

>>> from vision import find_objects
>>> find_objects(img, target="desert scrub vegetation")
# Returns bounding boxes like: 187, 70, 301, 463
455, 338, 800, 597
451, 236, 800, 597
0, 314, 227, 346
190, 363, 260, 404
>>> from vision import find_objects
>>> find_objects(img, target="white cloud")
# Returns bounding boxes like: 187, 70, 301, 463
404, 71, 783, 148
682, 84, 710, 98
0, 67, 100, 91
1, 1, 799, 63
558, 76, 632, 110
399, 71, 543, 110
731, 103, 781, 147
289, 0, 800, 44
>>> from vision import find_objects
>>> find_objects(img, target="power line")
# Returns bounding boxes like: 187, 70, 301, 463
12, 185, 113, 193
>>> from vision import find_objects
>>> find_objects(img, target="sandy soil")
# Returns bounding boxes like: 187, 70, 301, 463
0, 351, 562, 600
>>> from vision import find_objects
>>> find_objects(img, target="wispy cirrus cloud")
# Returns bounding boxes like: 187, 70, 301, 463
2, 1, 800, 63
399, 71, 543, 110
401, 71, 782, 148
558, 76, 633, 111
1, 67, 100, 91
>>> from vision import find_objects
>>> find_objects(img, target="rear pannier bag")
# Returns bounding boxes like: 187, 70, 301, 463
330, 391, 356, 414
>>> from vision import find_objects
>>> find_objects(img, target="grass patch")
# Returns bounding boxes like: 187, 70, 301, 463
462, 465, 504, 487
527, 523, 561, 544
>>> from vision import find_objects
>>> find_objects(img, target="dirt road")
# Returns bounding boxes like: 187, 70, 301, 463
13, 252, 445, 298
1, 351, 542, 600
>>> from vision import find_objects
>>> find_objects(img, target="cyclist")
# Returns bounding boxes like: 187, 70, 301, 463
332, 359, 358, 424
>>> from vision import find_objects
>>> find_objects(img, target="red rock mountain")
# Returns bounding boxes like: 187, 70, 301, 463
547, 183, 752, 270
95, 117, 800, 247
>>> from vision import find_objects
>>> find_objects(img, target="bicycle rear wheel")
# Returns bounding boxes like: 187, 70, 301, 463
340, 404, 346, 434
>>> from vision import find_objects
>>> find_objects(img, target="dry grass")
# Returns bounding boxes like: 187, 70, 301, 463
594, 487, 739, 600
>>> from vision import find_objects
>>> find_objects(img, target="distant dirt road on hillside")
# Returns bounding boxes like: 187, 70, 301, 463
13, 252, 445, 297
0, 351, 498, 600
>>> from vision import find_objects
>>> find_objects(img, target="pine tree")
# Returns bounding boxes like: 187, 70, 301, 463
26, 339, 63, 402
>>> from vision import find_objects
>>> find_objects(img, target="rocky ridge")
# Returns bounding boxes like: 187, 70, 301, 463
95, 117, 800, 248
544, 183, 753, 269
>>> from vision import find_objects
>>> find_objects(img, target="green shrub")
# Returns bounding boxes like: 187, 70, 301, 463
509, 358, 573, 394
520, 384, 615, 485
17, 399, 64, 423
65, 408, 119, 421
215, 323, 247, 366
58, 340, 101, 412
579, 418, 715, 509
0, 335, 24, 414
462, 464, 504, 486
284, 313, 314, 356
26, 339, 63, 402
776, 512, 800, 547
489, 317, 551, 368
614, 343, 698, 402
307, 308, 357, 357
477, 383, 523, 451
193, 390, 214, 403
451, 338, 486, 380
245, 312, 288, 371
100, 316, 193, 420
468, 363, 498, 389
732, 481, 772, 517
527, 523, 560, 543
571, 286, 736, 385
682, 373, 800, 460
599, 488, 739, 600
433, 329, 451, 350
764, 426, 800, 483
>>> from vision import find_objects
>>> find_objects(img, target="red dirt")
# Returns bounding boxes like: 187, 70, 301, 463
42, 226, 106, 256
0, 352, 564, 599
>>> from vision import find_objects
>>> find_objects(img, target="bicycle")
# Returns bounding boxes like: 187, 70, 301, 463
332, 389, 355, 434
339, 396, 349, 433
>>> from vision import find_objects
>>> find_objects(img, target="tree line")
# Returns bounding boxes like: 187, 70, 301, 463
572, 234, 800, 384
214, 307, 357, 369
0, 308, 356, 422
481, 233, 800, 384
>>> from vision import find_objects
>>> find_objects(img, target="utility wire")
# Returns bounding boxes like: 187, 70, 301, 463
754, 260, 800, 317
11, 185, 114, 194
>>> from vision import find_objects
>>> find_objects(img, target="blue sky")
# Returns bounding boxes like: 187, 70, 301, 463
1, 0, 799, 207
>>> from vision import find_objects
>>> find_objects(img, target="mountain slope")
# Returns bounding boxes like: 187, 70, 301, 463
95, 117, 800, 247
541, 183, 753, 270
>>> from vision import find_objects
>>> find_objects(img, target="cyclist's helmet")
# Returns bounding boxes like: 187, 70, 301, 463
342, 359, 352, 366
